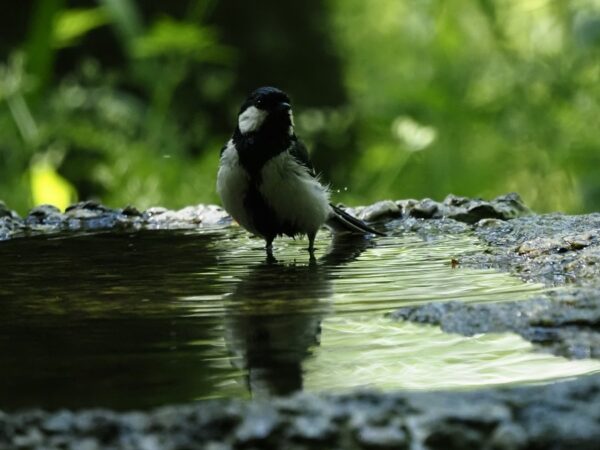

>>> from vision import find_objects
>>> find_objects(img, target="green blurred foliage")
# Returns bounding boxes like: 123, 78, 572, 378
330, 0, 600, 212
0, 0, 599, 215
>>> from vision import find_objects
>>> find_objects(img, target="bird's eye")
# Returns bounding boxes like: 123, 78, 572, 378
256, 99, 264, 107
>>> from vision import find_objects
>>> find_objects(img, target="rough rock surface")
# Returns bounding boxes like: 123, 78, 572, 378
0, 201, 231, 241
392, 211, 600, 359
352, 192, 529, 224
1, 193, 528, 242
467, 213, 600, 286
1, 375, 599, 450
0, 201, 24, 242
391, 288, 600, 359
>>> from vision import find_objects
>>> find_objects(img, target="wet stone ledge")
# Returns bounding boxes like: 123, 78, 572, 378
391, 288, 600, 359
467, 213, 600, 286
0, 193, 528, 242
391, 211, 600, 360
1, 374, 599, 450
0, 201, 232, 241
352, 192, 529, 224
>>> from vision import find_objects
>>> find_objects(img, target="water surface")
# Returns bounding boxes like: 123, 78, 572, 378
0, 227, 598, 410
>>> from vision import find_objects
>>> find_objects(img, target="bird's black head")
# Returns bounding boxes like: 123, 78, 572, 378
237, 86, 294, 136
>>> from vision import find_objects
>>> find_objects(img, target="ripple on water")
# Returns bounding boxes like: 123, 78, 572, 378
0, 227, 598, 409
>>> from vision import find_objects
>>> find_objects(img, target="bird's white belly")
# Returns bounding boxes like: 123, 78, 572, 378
259, 152, 331, 235
216, 140, 257, 234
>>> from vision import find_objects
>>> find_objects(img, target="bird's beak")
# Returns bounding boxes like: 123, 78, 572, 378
278, 102, 291, 111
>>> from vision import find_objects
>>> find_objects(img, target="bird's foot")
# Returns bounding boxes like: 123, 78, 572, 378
305, 245, 317, 264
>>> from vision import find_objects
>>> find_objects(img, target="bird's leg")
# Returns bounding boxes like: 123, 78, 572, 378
266, 250, 277, 264
265, 236, 277, 263
265, 235, 275, 251
307, 232, 316, 255
265, 236, 275, 250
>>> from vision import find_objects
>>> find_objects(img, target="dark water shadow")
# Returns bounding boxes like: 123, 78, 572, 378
0, 229, 374, 409
0, 230, 232, 410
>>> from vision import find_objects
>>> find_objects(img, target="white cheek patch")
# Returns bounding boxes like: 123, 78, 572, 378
238, 106, 268, 134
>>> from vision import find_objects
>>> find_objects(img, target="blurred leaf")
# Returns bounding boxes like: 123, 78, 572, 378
329, 0, 600, 212
25, 0, 65, 99
132, 18, 230, 61
7, 95, 38, 146
30, 160, 77, 211
0, 54, 39, 145
53, 8, 110, 48
573, 12, 600, 48
0, 53, 30, 100
99, 0, 143, 54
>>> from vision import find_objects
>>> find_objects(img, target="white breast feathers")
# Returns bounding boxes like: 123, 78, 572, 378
259, 151, 331, 235
216, 140, 256, 234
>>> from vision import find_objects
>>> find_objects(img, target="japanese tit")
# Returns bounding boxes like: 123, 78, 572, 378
217, 86, 382, 254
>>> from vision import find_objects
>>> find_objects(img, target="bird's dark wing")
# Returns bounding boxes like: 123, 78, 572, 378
289, 139, 316, 177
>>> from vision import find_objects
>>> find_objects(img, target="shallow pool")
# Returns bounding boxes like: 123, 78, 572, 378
0, 227, 598, 410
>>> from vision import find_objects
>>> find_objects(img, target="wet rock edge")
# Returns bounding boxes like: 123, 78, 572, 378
389, 204, 600, 361
2, 377, 600, 450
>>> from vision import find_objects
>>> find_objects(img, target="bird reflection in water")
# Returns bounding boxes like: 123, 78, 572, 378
224, 233, 375, 397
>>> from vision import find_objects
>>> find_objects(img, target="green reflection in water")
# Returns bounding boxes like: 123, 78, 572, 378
0, 227, 598, 410
305, 318, 600, 392
221, 232, 600, 395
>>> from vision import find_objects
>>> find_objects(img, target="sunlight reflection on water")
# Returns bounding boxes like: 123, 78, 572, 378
0, 226, 598, 409
213, 230, 600, 396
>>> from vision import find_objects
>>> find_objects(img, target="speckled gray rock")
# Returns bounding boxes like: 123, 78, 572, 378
462, 213, 600, 286
0, 193, 527, 242
357, 200, 402, 222
0, 201, 231, 240
0, 201, 23, 241
0, 217, 22, 241
345, 193, 528, 226
1, 375, 600, 449
143, 204, 230, 230
384, 210, 600, 360
26, 204, 65, 227
0, 201, 20, 220
355, 422, 408, 449
444, 193, 529, 223
391, 193, 529, 223
391, 288, 600, 359
389, 216, 472, 235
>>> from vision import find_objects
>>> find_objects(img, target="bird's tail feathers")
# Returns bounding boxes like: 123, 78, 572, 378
326, 203, 385, 236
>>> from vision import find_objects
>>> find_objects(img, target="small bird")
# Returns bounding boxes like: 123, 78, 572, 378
217, 86, 383, 254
